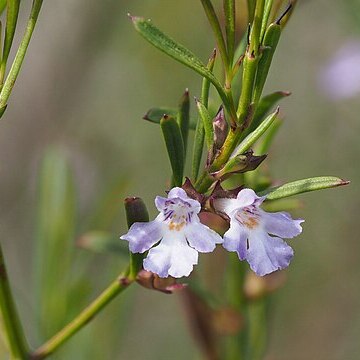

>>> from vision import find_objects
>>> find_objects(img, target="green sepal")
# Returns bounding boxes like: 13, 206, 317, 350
250, 91, 290, 133
160, 114, 185, 187
77, 231, 128, 256
264, 176, 350, 200
177, 89, 190, 153
195, 98, 214, 151
130, 15, 225, 100
252, 22, 281, 103
124, 197, 149, 280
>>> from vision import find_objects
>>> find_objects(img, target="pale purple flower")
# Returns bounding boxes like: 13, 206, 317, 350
319, 40, 360, 100
214, 189, 303, 276
120, 187, 223, 278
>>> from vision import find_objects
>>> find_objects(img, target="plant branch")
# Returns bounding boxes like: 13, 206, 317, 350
0, 0, 44, 112
30, 268, 134, 360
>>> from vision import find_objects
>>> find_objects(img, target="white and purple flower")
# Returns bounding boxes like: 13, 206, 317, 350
214, 188, 304, 276
120, 187, 223, 278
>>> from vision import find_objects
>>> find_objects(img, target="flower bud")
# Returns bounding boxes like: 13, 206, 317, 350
136, 270, 187, 294
213, 106, 228, 150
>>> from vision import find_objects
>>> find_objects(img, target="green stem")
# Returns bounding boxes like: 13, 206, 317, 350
31, 268, 134, 359
0, 0, 43, 111
0, 243, 29, 359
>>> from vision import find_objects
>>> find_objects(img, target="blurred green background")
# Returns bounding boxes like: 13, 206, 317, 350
0, 0, 359, 359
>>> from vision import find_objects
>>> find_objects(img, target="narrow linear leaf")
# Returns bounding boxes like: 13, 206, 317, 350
130, 16, 222, 93
192, 49, 216, 181
261, 0, 274, 40
0, 0, 45, 109
160, 115, 185, 187
256, 117, 282, 154
252, 23, 281, 103
178, 89, 190, 153
249, 0, 265, 55
195, 98, 214, 150
232, 107, 279, 157
143, 107, 177, 123
200, 0, 229, 70
144, 106, 197, 130
224, 0, 236, 64
2, 0, 20, 63
264, 176, 350, 200
250, 91, 290, 133
0, 0, 6, 15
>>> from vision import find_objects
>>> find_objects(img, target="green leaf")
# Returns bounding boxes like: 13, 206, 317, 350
261, 0, 274, 40
195, 98, 214, 150
130, 15, 222, 92
250, 91, 290, 133
192, 49, 216, 181
256, 116, 282, 154
34, 147, 76, 338
177, 89, 190, 153
232, 107, 279, 157
0, 0, 6, 15
143, 107, 178, 124
2, 0, 20, 64
77, 231, 128, 256
224, 0, 236, 64
252, 22, 281, 103
264, 176, 350, 200
200, 0, 229, 71
143, 106, 196, 130
160, 114, 185, 187
130, 15, 233, 114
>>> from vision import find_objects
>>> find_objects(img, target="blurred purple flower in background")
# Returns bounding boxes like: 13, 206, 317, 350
319, 40, 360, 100
121, 187, 222, 278
214, 189, 304, 276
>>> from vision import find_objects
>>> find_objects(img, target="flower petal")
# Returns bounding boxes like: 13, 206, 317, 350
167, 187, 201, 212
223, 222, 248, 260
184, 220, 223, 253
237, 188, 265, 207
168, 187, 188, 199
120, 218, 163, 253
143, 235, 198, 278
213, 198, 240, 215
154, 196, 167, 211
246, 230, 294, 276
261, 211, 304, 238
